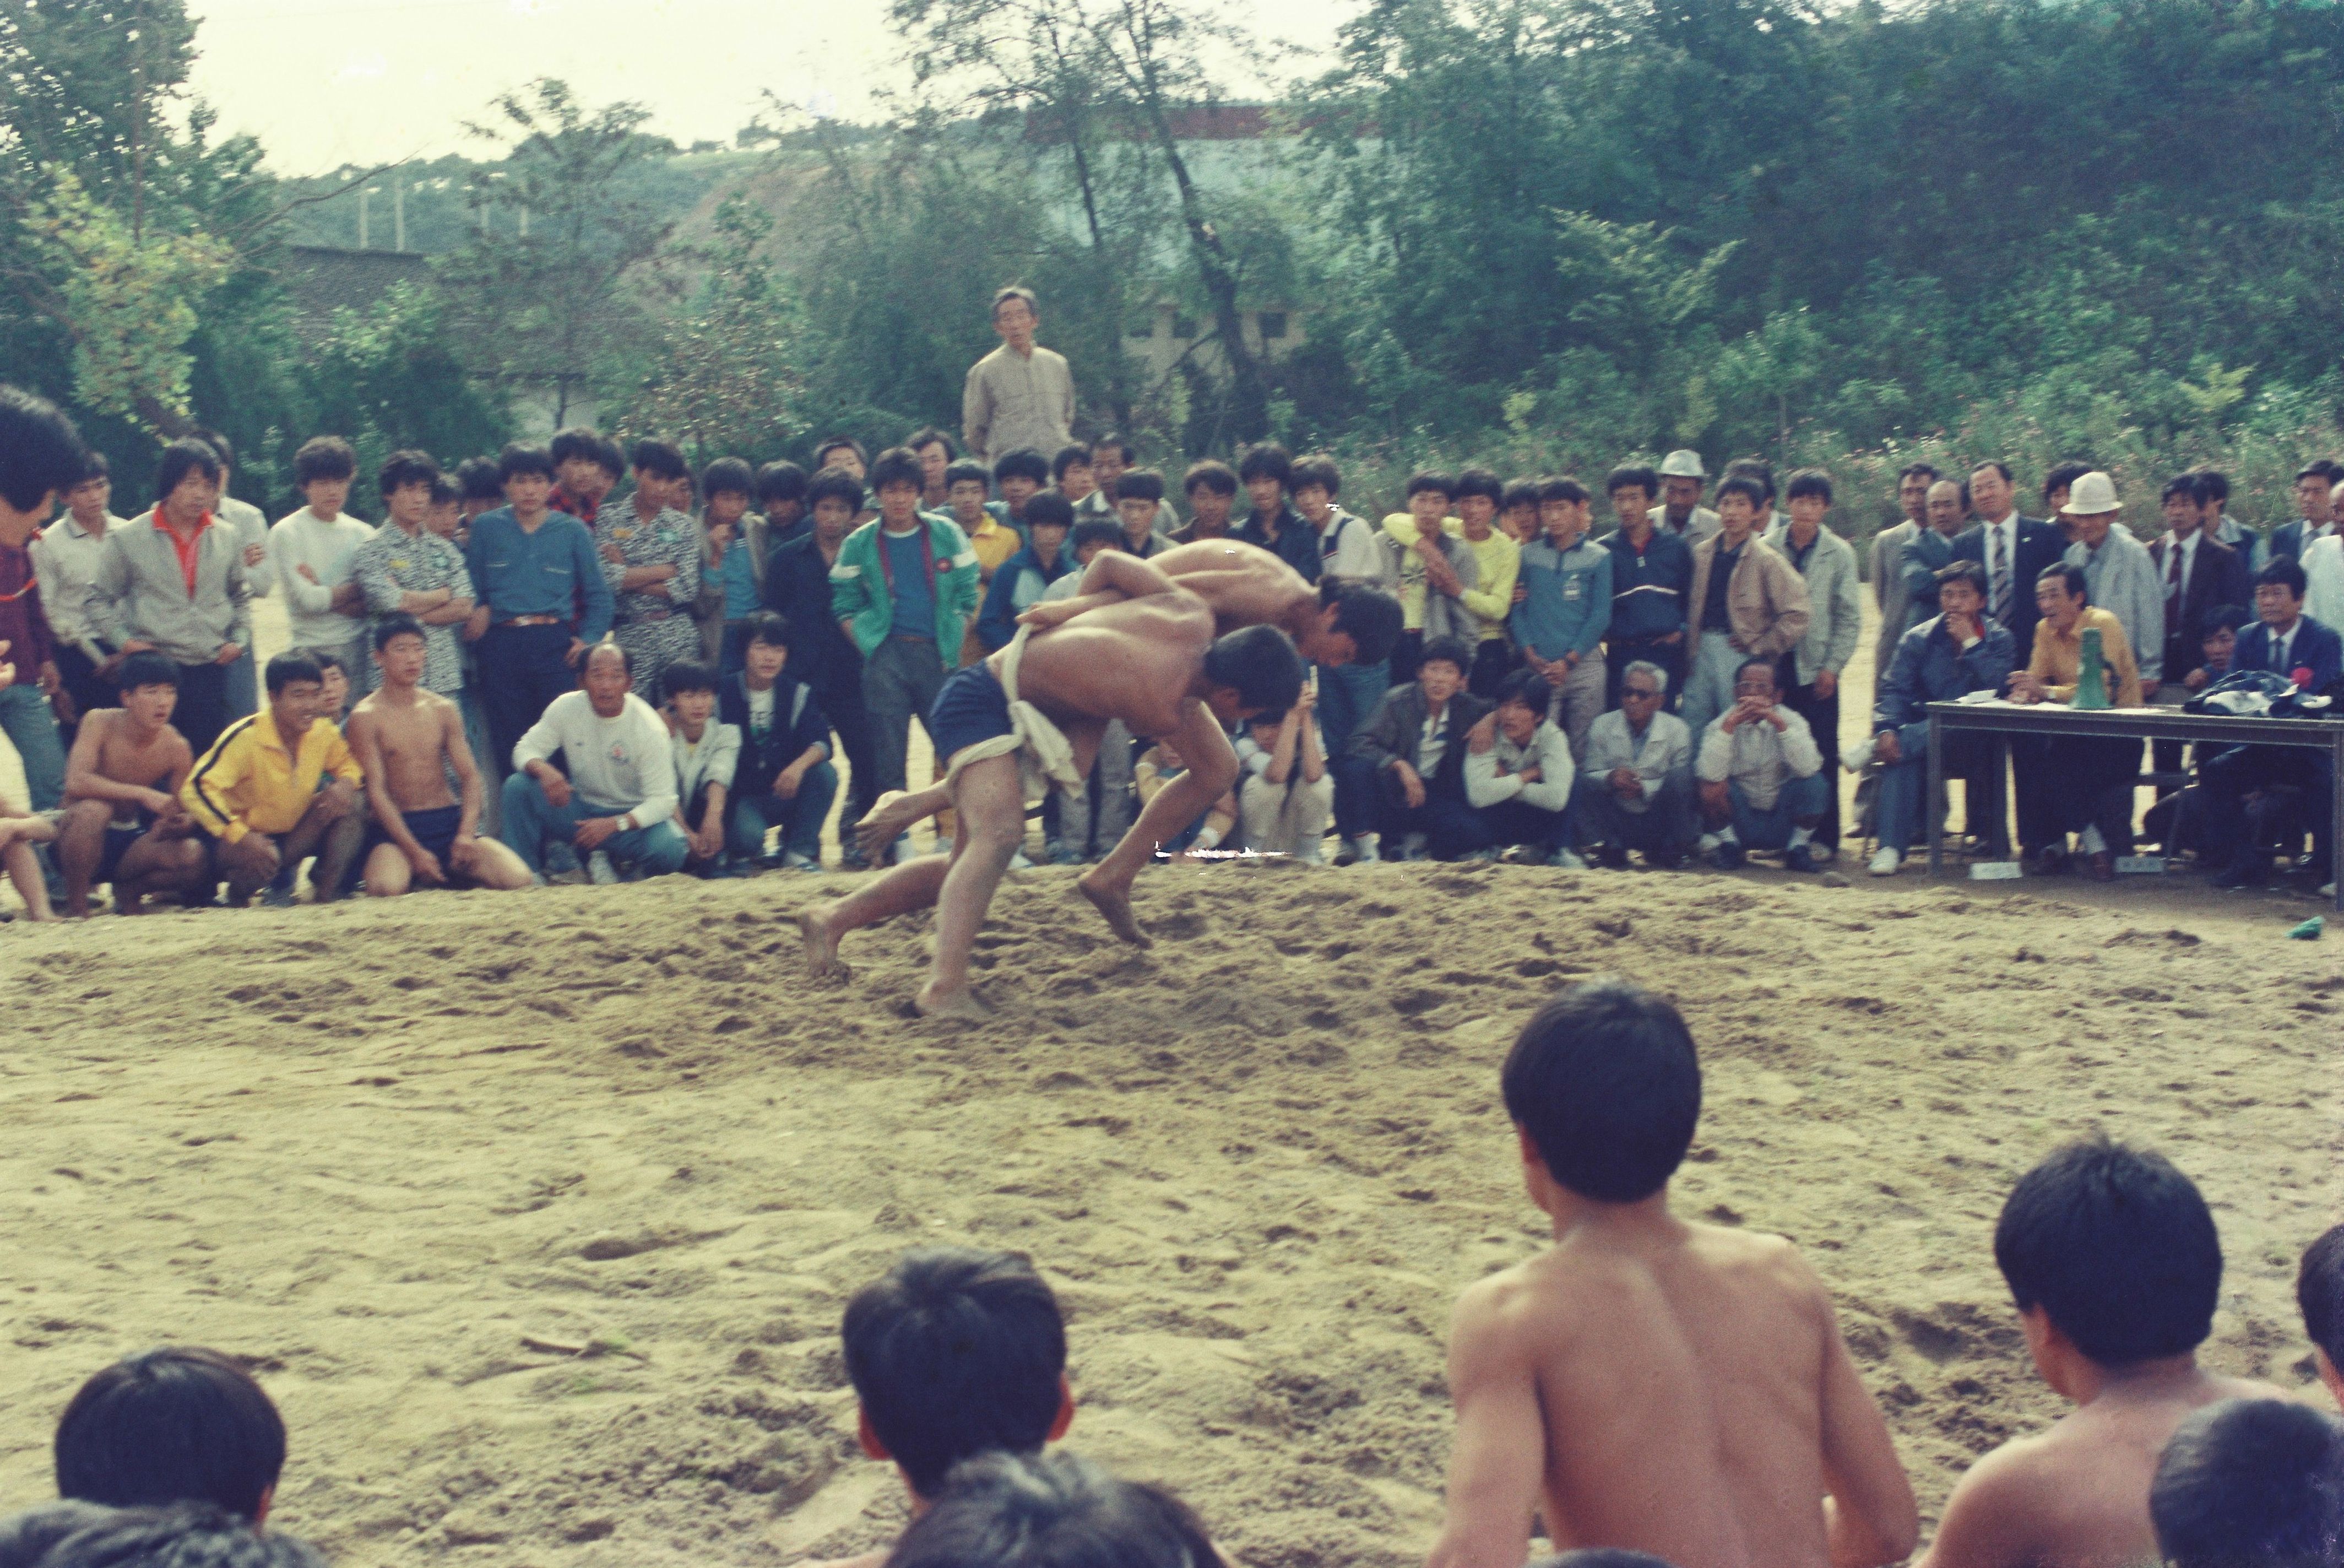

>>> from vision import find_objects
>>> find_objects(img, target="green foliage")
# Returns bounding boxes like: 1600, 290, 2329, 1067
308, 280, 514, 492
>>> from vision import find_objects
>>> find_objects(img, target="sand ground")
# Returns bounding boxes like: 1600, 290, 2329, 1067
2, 860, 2341, 1567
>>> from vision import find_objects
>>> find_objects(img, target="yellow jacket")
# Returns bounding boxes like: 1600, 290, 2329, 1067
2026, 605, 2144, 707
183, 713, 361, 843
1452, 525, 1520, 641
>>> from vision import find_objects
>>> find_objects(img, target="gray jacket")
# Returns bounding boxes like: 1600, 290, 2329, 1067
91, 514, 253, 664
1762, 522, 1864, 685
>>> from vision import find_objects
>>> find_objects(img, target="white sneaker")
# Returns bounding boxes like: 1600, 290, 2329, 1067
782, 851, 823, 873
587, 850, 618, 886
1868, 847, 1902, 877
1353, 838, 1381, 864
1398, 832, 1430, 861
1841, 735, 1876, 773
1549, 848, 1588, 870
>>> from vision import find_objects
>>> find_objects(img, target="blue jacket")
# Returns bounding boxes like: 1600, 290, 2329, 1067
718, 670, 831, 799
1511, 536, 1613, 660
2234, 616, 2343, 692
1871, 614, 2017, 733
977, 544, 1074, 652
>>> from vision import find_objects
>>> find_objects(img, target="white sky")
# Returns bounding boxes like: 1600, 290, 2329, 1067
182, 0, 1355, 175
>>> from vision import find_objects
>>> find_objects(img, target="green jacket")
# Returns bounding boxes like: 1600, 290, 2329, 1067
830, 514, 982, 658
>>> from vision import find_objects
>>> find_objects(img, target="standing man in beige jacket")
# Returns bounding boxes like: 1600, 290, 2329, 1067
962, 287, 1076, 467
1681, 472, 1811, 740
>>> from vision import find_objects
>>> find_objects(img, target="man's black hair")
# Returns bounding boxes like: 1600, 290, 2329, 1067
1050, 444, 1094, 482
1898, 461, 1941, 485
2298, 1223, 2344, 1375
2038, 561, 2089, 600
1455, 466, 1504, 504
1182, 459, 1238, 498
54, 1348, 286, 1520
372, 612, 426, 652
2296, 463, 2336, 487
1495, 667, 1552, 714
1994, 1137, 2223, 1366
841, 1247, 1067, 1499
498, 443, 556, 484
756, 460, 809, 506
2042, 460, 2093, 503
2258, 558, 2309, 599
77, 449, 112, 483
813, 436, 867, 469
1785, 468, 1833, 505
263, 653, 323, 696
995, 448, 1052, 486
2161, 474, 2204, 507
427, 473, 460, 508
1236, 442, 1293, 487
698, 457, 752, 498
1114, 468, 1165, 505
309, 650, 347, 680
1320, 580, 1402, 665
1502, 981, 1702, 1203
1404, 469, 1457, 502
376, 449, 440, 500
662, 660, 720, 699
1969, 459, 2015, 485
154, 440, 223, 506
40, 1502, 329, 1568
943, 460, 991, 493
905, 426, 957, 459
1715, 474, 1767, 509
454, 457, 504, 503
1090, 432, 1134, 465
0, 383, 89, 512
888, 1451, 1226, 1568
1068, 520, 1122, 556
870, 446, 925, 493
1501, 479, 1542, 513
1418, 635, 1474, 675
290, 436, 356, 486
1290, 455, 1342, 497
2191, 466, 2231, 504
1024, 491, 1076, 531
116, 652, 181, 692
548, 426, 604, 468
2150, 1398, 2344, 1568
1723, 457, 1775, 499
1935, 560, 1989, 599
1605, 465, 1660, 502
2198, 603, 2251, 642
744, 609, 792, 650
1733, 654, 1777, 687
187, 427, 236, 473
1538, 476, 1591, 507
806, 469, 866, 512
621, 439, 683, 482
1202, 625, 1305, 715
591, 437, 626, 476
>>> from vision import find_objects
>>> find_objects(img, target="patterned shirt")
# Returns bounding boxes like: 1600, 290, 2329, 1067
601, 506, 701, 627
351, 520, 471, 695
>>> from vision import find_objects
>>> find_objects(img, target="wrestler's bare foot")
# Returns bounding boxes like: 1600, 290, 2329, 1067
797, 904, 850, 982
1077, 869, 1152, 948
854, 791, 922, 860
913, 980, 992, 1021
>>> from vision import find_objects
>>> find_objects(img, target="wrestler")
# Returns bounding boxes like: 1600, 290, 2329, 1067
344, 613, 531, 896
54, 651, 207, 915
800, 552, 1303, 1017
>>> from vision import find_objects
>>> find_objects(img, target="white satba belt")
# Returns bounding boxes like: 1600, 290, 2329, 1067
941, 625, 1085, 805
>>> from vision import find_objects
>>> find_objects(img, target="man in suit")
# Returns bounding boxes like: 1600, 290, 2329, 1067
2147, 475, 2254, 786
2269, 460, 2340, 566
2195, 558, 2342, 888
1953, 460, 2066, 660
1865, 462, 1937, 680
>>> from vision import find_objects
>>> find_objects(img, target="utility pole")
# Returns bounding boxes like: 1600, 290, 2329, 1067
358, 186, 371, 248
393, 176, 405, 252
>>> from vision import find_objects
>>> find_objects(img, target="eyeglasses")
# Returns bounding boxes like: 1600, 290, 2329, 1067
1623, 687, 1661, 701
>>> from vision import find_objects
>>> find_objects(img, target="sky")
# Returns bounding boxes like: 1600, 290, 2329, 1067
182, 0, 1355, 175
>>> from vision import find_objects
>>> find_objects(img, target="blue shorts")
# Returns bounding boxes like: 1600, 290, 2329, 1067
928, 660, 1014, 768
367, 804, 463, 863
96, 822, 147, 883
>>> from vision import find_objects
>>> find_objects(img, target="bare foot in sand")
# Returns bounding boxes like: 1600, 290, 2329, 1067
914, 981, 991, 1021
798, 904, 850, 982
854, 791, 923, 860
1077, 869, 1152, 948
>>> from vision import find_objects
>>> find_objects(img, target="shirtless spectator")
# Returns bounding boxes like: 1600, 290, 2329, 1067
55, 652, 207, 915
1426, 980, 1917, 1568
345, 615, 529, 897
2296, 1222, 2344, 1409
2148, 1398, 2344, 1568
180, 652, 365, 905
797, 1246, 1075, 1568
1916, 1137, 2281, 1568
51, 1345, 287, 1524
883, 1452, 1227, 1568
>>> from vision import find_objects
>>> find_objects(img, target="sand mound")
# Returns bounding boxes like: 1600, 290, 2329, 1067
3, 863, 2340, 1566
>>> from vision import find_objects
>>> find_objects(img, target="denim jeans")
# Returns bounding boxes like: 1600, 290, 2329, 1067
499, 773, 689, 877
0, 683, 67, 810
1727, 772, 1830, 849
728, 761, 839, 861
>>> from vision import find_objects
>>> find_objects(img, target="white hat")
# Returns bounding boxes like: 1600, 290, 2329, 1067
1659, 449, 1707, 480
2065, 470, 2120, 515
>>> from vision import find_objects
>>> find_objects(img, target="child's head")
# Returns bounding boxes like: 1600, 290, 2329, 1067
292, 435, 356, 517
65, 449, 111, 521
1785, 468, 1833, 526
1290, 454, 1341, 523
756, 460, 809, 526
550, 425, 614, 497
1415, 637, 1472, 703
372, 614, 428, 687
2198, 604, 2249, 671
945, 460, 992, 522
813, 437, 867, 480
1714, 474, 1766, 529
662, 660, 719, 725
887, 1450, 1225, 1568
455, 456, 504, 519
1051, 444, 1095, 503
1605, 465, 1660, 521
427, 473, 465, 539
1238, 442, 1292, 518
1994, 1137, 2222, 1372
1494, 668, 1550, 742
1500, 479, 1541, 541
842, 1247, 1071, 1500
498, 443, 557, 506
377, 449, 438, 528
115, 653, 181, 729
1405, 470, 1456, 527
994, 449, 1050, 511
1068, 519, 1121, 568
55, 1347, 287, 1521
808, 469, 865, 539
742, 611, 791, 683
1182, 461, 1238, 532
310, 653, 349, 714
2150, 1398, 2344, 1568
871, 446, 926, 523
1501, 981, 1701, 1206
627, 438, 688, 508
1114, 469, 1164, 536
1538, 476, 1591, 540
1026, 491, 1076, 555
2297, 1222, 2344, 1393
698, 456, 753, 526
1455, 467, 1502, 535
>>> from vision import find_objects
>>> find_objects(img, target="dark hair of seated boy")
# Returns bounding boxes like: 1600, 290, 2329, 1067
1917, 1137, 2282, 1568
26, 1502, 327, 1568
2148, 1398, 2344, 1568
53, 1348, 287, 1522
801, 1247, 1073, 1568
1426, 980, 1917, 1568
881, 1450, 1224, 1568
2296, 1221, 2344, 1409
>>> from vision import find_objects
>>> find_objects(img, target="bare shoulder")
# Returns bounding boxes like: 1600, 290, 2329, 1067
1929, 1427, 2069, 1556
1690, 1222, 1827, 1307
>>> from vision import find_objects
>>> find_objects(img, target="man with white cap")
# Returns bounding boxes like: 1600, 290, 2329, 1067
1656, 451, 1722, 546
2060, 470, 2164, 695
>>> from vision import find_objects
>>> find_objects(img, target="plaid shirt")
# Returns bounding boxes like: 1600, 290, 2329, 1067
351, 522, 470, 695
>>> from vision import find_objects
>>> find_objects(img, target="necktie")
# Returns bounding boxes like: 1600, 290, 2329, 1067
2273, 633, 2289, 675
1989, 528, 2010, 623
2165, 540, 2183, 626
